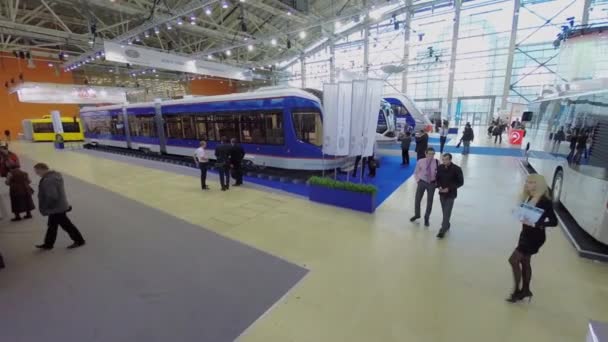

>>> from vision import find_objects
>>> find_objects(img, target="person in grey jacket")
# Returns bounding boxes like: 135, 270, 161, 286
34, 163, 85, 250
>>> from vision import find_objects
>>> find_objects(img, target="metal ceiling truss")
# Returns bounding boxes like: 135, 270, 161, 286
0, 0, 446, 84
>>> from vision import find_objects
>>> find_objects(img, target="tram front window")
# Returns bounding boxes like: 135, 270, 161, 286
292, 110, 323, 147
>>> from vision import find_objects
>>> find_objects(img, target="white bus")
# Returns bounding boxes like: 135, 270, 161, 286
526, 79, 608, 246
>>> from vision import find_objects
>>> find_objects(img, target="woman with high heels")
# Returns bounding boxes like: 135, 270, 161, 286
507, 174, 557, 303
5, 166, 35, 221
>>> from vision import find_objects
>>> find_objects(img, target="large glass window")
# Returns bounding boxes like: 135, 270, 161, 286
292, 110, 323, 146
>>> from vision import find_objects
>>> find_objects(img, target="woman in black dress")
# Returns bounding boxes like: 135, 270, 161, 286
5, 166, 35, 221
507, 174, 557, 303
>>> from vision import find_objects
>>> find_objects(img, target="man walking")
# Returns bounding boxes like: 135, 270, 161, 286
400, 131, 412, 166
33, 163, 85, 249
415, 129, 429, 160
230, 138, 245, 186
410, 147, 438, 227
461, 123, 474, 155
193, 140, 209, 190
214, 136, 233, 191
436, 153, 464, 239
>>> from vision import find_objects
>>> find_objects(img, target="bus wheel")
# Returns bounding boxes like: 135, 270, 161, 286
551, 169, 563, 204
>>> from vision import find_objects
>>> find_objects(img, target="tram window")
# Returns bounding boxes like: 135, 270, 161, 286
164, 116, 182, 139
240, 112, 284, 145
82, 116, 111, 135
32, 122, 54, 133
62, 122, 81, 133
215, 114, 239, 141
241, 113, 265, 144
292, 110, 323, 146
391, 104, 409, 116
194, 116, 216, 141
109, 115, 125, 136
129, 114, 157, 138
182, 115, 196, 140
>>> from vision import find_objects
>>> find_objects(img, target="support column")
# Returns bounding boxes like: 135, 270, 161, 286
401, 0, 413, 93
329, 39, 336, 83
582, 0, 592, 26
445, 0, 461, 121
501, 0, 520, 110
363, 25, 370, 76
300, 54, 306, 88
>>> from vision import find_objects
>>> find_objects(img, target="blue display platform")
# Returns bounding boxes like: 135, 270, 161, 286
242, 155, 416, 209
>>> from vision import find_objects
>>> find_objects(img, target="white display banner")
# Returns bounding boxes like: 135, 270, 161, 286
336, 82, 353, 156
50, 110, 64, 134
349, 80, 367, 156
11, 82, 128, 104
104, 41, 252, 81
362, 79, 385, 157
322, 83, 339, 155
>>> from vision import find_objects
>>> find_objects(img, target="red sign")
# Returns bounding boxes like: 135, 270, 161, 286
509, 129, 524, 145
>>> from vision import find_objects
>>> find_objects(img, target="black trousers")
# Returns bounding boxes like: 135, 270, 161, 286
231, 160, 243, 185
218, 165, 230, 189
198, 163, 208, 189
494, 134, 502, 143
44, 212, 85, 247
439, 136, 447, 153
352, 156, 366, 176
401, 149, 409, 165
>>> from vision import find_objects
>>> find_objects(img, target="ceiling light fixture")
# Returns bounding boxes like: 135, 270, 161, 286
287, 11, 292, 16
299, 31, 306, 39
177, 18, 184, 25
144, 31, 150, 38
222, 1, 229, 9
335, 21, 342, 29
247, 44, 254, 51
154, 27, 160, 34
271, 38, 277, 45
166, 23, 172, 30
205, 7, 212, 15
225, 49, 232, 56
207, 54, 213, 59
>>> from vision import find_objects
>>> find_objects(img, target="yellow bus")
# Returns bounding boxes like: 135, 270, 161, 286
30, 116, 84, 142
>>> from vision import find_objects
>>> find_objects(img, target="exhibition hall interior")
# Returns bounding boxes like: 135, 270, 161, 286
1, 0, 608, 341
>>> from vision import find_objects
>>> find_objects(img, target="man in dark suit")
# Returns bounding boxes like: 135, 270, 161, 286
415, 129, 429, 160
214, 136, 233, 191
230, 138, 245, 186
436, 153, 464, 239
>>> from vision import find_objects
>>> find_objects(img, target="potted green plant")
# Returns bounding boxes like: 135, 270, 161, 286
308, 176, 377, 213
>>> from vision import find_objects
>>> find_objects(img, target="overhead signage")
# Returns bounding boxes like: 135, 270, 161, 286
10, 82, 128, 104
104, 41, 253, 81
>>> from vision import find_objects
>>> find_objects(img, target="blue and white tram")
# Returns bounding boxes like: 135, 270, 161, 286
384, 93, 432, 132
81, 88, 346, 170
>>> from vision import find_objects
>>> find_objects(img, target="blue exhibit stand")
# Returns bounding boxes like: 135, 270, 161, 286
309, 185, 376, 213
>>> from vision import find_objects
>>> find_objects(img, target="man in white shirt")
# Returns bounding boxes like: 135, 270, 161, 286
193, 141, 209, 190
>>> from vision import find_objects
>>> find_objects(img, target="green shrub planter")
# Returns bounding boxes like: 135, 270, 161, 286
308, 176, 377, 213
